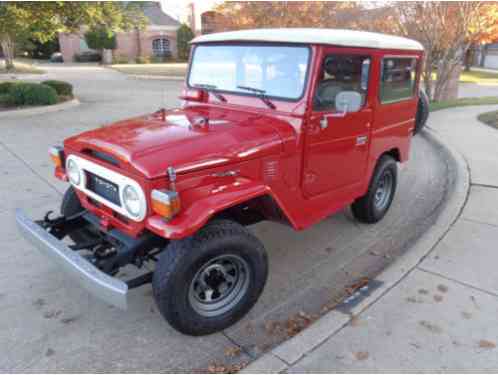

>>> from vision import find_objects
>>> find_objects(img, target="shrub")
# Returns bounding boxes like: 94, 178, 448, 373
0, 81, 16, 95
42, 80, 73, 97
113, 54, 130, 64
150, 55, 165, 63
135, 55, 151, 64
177, 24, 194, 61
85, 28, 117, 50
9, 82, 57, 106
0, 93, 13, 106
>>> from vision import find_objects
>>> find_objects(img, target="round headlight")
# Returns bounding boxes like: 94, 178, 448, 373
67, 159, 81, 185
123, 185, 142, 218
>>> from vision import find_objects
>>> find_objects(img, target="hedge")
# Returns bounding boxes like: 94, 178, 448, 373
42, 80, 73, 97
9, 82, 58, 106
0, 82, 16, 95
0, 93, 13, 106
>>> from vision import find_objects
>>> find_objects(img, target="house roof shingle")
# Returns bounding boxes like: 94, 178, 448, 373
142, 2, 181, 27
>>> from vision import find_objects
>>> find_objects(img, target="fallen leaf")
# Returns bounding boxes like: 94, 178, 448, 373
354, 351, 369, 361
479, 340, 496, 349
345, 277, 369, 295
33, 298, 46, 308
419, 320, 443, 334
437, 284, 448, 293
433, 295, 443, 303
224, 347, 241, 358
406, 296, 424, 303
350, 315, 361, 327
418, 289, 429, 295
264, 321, 283, 335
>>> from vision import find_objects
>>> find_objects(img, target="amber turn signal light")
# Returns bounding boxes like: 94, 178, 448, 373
49, 146, 64, 168
151, 189, 181, 220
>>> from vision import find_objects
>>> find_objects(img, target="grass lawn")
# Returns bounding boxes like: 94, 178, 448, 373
0, 60, 45, 75
428, 69, 498, 85
477, 110, 498, 129
430, 96, 498, 112
460, 69, 498, 85
110, 63, 188, 77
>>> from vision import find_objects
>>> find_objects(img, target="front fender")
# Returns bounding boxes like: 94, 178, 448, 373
145, 179, 271, 239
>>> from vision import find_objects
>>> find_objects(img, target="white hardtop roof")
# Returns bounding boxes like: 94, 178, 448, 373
192, 28, 424, 51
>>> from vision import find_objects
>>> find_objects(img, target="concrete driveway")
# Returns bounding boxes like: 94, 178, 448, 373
0, 65, 456, 372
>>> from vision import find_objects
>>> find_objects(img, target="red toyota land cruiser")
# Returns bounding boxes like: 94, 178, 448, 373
17, 29, 426, 336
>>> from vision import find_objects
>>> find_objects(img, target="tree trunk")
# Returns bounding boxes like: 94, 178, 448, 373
422, 56, 434, 101
1, 35, 15, 71
433, 63, 461, 102
135, 28, 142, 59
102, 49, 113, 65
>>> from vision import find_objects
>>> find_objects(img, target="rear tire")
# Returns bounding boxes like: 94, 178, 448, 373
152, 220, 268, 336
352, 155, 397, 223
414, 89, 429, 135
60, 187, 98, 244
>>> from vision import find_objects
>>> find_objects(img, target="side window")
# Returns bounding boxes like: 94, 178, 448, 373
380, 57, 418, 104
314, 54, 370, 111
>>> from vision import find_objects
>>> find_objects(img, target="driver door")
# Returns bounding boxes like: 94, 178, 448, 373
303, 51, 373, 197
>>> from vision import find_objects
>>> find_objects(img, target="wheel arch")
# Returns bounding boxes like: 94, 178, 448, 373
145, 183, 291, 240
383, 147, 401, 163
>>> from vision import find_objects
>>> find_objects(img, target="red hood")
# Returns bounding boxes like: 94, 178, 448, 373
64, 106, 285, 179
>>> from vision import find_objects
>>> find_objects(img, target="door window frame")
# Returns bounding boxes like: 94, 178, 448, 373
311, 49, 373, 114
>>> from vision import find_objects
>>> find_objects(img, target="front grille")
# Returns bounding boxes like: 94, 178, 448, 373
86, 172, 121, 206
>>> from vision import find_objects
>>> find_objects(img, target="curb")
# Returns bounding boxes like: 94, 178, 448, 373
0, 98, 80, 119
127, 74, 185, 81
242, 129, 470, 373
0, 73, 50, 81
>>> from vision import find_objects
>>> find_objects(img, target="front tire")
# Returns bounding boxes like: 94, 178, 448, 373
152, 220, 268, 336
352, 155, 397, 223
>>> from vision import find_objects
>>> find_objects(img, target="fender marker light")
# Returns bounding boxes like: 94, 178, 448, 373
151, 189, 181, 220
49, 146, 64, 168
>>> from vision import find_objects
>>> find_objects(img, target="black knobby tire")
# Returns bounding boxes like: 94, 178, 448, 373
152, 220, 268, 336
351, 155, 397, 224
414, 89, 429, 135
60, 187, 98, 244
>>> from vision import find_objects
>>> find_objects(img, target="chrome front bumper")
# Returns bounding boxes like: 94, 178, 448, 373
15, 209, 128, 310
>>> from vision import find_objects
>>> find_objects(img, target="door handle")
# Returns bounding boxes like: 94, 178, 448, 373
356, 135, 368, 146
320, 117, 328, 129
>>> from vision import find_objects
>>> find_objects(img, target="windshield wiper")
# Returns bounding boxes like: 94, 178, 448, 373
193, 83, 227, 102
236, 85, 276, 109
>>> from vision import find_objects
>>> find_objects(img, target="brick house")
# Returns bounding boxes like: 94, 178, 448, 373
475, 43, 498, 69
58, 2, 181, 63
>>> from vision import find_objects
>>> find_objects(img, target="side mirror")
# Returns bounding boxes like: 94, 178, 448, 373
335, 91, 362, 114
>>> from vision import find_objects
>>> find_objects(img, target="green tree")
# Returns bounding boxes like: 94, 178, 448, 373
176, 24, 195, 61
0, 2, 147, 71
85, 28, 117, 51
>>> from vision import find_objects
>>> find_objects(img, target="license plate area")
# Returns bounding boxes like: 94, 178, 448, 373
86, 172, 121, 206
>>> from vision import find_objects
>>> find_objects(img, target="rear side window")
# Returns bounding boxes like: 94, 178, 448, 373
380, 57, 418, 104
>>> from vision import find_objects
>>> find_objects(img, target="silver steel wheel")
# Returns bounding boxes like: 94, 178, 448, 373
188, 254, 250, 317
374, 170, 394, 211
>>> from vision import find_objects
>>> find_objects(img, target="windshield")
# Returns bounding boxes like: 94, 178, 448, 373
188, 44, 310, 101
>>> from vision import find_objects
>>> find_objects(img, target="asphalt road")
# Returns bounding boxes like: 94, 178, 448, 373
0, 65, 455, 372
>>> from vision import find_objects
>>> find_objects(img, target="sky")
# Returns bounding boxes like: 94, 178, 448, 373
159, 0, 223, 25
